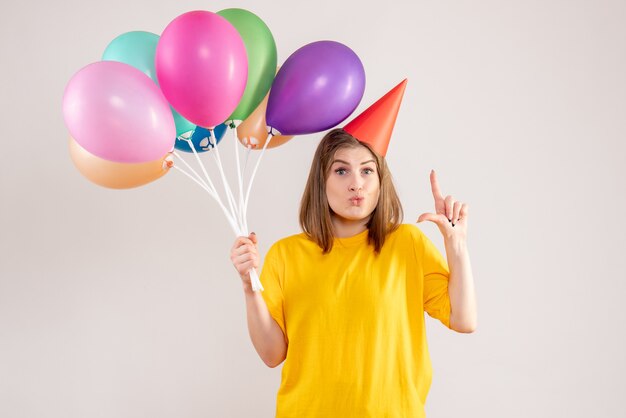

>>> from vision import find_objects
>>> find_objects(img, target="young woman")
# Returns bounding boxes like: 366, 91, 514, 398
230, 128, 477, 417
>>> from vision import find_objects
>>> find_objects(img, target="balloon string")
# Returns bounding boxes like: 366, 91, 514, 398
243, 145, 252, 182
182, 135, 240, 235
183, 134, 218, 197
231, 126, 263, 292
170, 164, 239, 234
169, 162, 215, 200
172, 151, 209, 190
233, 126, 246, 232
244, 133, 273, 224
209, 129, 240, 229
172, 130, 263, 292
241, 144, 252, 233
250, 269, 264, 292
210, 148, 238, 216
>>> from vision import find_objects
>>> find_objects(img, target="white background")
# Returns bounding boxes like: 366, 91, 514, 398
1, 0, 625, 416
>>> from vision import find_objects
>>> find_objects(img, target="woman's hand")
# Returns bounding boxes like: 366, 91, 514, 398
233, 233, 289, 365
417, 170, 468, 243
230, 232, 259, 287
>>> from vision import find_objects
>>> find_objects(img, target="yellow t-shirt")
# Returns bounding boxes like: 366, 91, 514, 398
260, 224, 451, 418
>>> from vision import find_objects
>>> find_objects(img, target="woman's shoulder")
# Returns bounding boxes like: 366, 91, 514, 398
383, 223, 432, 252
388, 223, 426, 241
266, 231, 317, 256
274, 231, 311, 245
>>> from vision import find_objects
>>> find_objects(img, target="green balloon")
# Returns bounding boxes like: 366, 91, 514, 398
217, 8, 278, 122
103, 31, 195, 138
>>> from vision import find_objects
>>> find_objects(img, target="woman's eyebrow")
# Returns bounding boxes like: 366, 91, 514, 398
331, 159, 375, 165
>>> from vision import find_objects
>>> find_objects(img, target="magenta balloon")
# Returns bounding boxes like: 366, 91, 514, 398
156, 11, 248, 128
62, 61, 176, 163
266, 41, 366, 136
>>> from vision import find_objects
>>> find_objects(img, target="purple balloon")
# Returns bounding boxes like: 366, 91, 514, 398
266, 41, 365, 136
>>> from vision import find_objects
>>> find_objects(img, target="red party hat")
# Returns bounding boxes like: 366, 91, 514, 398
343, 79, 407, 157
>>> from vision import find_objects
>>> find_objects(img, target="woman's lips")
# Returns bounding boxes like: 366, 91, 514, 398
350, 196, 364, 205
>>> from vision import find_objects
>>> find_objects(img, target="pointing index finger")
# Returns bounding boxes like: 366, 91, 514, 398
430, 169, 444, 200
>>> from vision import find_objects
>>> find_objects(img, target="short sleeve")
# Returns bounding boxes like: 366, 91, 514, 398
419, 230, 452, 328
260, 243, 288, 342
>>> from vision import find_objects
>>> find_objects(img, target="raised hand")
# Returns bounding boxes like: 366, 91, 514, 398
417, 170, 468, 242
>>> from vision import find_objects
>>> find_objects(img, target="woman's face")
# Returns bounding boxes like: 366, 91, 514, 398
325, 145, 381, 224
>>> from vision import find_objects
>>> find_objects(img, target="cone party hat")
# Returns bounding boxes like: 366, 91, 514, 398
343, 78, 407, 157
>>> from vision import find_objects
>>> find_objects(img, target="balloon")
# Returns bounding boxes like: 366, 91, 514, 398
238, 88, 293, 150
156, 11, 248, 128
102, 31, 159, 80
63, 61, 176, 163
68, 137, 171, 189
266, 41, 365, 136
175, 124, 228, 153
217, 8, 277, 122
172, 110, 195, 138
102, 30, 195, 138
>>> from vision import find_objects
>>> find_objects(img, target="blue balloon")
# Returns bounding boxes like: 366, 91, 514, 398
174, 123, 228, 153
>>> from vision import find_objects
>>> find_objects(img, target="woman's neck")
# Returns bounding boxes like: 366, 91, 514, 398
331, 215, 369, 238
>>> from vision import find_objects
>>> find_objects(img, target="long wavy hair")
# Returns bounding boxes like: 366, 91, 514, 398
299, 128, 403, 253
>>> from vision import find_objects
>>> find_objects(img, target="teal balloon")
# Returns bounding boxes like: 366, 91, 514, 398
172, 108, 195, 137
102, 31, 195, 138
217, 9, 277, 122
102, 31, 159, 79
174, 124, 228, 153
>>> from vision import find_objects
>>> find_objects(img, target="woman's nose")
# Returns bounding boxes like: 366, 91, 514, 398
349, 182, 363, 192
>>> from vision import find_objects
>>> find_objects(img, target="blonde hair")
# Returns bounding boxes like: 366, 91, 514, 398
299, 128, 403, 253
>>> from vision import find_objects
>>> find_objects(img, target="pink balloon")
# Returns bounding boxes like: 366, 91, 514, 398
156, 10, 248, 128
63, 61, 175, 163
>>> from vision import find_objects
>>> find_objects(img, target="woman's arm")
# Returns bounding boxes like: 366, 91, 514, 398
242, 282, 288, 367
231, 234, 287, 367
444, 238, 477, 333
418, 170, 477, 333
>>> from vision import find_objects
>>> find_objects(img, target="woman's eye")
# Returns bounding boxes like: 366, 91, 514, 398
335, 168, 347, 175
363, 168, 375, 175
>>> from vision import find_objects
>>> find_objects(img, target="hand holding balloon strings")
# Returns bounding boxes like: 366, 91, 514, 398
166, 125, 274, 292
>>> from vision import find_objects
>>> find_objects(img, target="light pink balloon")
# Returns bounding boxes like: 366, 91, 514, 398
63, 61, 175, 163
156, 10, 248, 128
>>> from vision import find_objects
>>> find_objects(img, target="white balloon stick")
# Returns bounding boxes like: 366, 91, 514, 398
172, 151, 209, 190
170, 164, 239, 235
209, 129, 240, 225
184, 136, 218, 197
244, 133, 273, 224
233, 127, 245, 228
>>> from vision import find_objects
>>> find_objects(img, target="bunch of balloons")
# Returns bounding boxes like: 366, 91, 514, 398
62, 8, 366, 290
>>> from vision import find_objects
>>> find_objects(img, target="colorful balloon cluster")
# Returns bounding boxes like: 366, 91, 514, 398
62, 8, 366, 189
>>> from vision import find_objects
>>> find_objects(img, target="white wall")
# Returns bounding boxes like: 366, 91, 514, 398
1, 0, 625, 416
